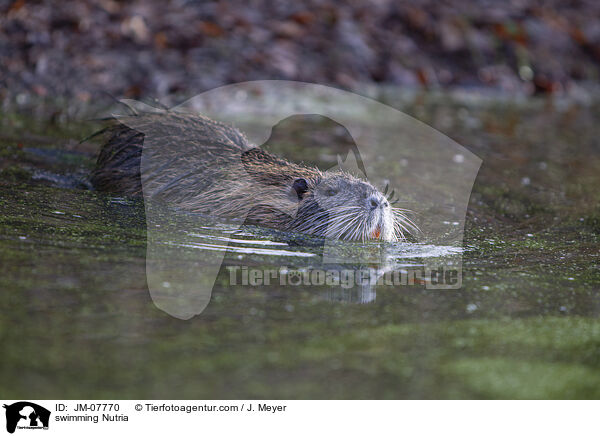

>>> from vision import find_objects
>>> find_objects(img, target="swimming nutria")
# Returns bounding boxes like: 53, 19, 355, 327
91, 111, 417, 241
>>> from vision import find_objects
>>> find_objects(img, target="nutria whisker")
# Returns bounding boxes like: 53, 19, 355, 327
327, 212, 364, 240
391, 207, 420, 239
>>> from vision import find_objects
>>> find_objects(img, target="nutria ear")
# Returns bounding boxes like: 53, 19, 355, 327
292, 178, 309, 200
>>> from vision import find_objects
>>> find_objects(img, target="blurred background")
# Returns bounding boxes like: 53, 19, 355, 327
2, 0, 599, 104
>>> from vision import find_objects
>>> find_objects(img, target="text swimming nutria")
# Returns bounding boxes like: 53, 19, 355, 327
91, 111, 417, 242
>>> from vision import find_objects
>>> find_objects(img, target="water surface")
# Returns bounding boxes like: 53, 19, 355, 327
1, 92, 599, 398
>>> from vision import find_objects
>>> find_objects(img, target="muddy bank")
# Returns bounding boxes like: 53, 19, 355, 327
2, 0, 600, 106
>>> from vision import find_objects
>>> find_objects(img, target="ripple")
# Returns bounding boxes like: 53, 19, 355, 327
164, 241, 316, 257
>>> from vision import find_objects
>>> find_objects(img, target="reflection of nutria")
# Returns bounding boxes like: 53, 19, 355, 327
91, 111, 417, 241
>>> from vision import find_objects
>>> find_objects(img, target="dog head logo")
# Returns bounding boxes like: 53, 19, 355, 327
3, 402, 50, 434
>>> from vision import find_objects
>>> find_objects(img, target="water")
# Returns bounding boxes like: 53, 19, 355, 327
1, 92, 599, 399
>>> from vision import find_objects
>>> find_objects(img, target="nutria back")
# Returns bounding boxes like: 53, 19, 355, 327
91, 112, 253, 195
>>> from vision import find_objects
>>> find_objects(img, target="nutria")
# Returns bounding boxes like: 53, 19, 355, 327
91, 111, 417, 241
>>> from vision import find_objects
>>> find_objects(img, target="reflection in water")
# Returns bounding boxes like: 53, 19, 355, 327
160, 224, 463, 304
186, 232, 288, 246
164, 240, 316, 257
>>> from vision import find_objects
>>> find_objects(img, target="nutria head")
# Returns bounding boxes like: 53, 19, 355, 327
287, 171, 414, 242
238, 147, 415, 241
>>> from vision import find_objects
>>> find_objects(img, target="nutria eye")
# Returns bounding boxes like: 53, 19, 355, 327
326, 189, 338, 196
292, 178, 309, 200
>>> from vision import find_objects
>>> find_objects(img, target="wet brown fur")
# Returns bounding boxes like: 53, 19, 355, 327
91, 111, 408, 240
